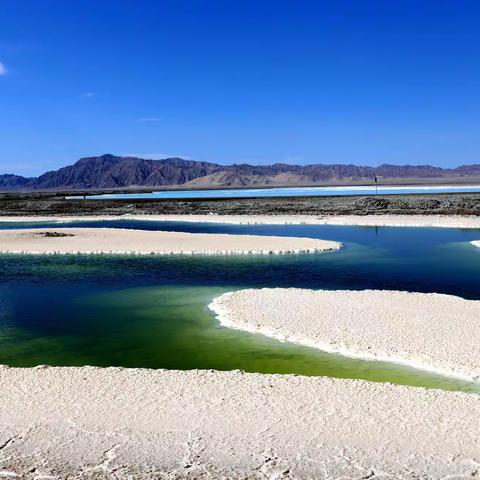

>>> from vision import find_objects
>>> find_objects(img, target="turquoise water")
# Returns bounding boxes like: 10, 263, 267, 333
66, 184, 480, 200
0, 221, 479, 392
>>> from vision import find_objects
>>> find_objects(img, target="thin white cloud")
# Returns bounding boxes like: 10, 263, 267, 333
0, 62, 7, 76
136, 117, 161, 122
123, 153, 192, 160
81, 92, 95, 98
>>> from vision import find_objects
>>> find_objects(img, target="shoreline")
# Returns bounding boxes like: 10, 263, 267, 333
0, 366, 479, 478
1, 213, 480, 228
0, 228, 341, 255
209, 289, 480, 382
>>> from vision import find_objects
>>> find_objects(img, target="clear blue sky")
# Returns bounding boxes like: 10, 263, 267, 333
1, 0, 480, 176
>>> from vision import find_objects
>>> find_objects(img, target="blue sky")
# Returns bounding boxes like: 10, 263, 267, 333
1, 0, 480, 175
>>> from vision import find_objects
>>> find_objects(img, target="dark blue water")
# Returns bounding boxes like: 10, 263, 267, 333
2, 220, 479, 298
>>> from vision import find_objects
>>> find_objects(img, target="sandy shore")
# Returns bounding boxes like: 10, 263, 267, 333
210, 289, 480, 381
0, 228, 340, 255
0, 366, 478, 479
1, 213, 480, 228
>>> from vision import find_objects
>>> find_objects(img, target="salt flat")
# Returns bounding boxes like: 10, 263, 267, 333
210, 288, 480, 381
0, 366, 479, 479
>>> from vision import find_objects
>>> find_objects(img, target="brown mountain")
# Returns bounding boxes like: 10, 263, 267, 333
1, 154, 480, 191
32, 154, 220, 190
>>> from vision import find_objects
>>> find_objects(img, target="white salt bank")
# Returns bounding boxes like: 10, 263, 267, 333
0, 228, 341, 255
210, 288, 480, 381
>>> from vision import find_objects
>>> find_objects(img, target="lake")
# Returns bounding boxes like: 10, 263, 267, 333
0, 220, 479, 393
66, 184, 480, 200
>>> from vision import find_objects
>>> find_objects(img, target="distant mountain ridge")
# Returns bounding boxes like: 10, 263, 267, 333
1, 154, 480, 191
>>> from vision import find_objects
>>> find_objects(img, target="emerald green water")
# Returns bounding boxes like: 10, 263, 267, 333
0, 221, 479, 393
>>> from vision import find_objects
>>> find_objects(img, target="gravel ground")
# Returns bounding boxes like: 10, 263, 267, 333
1, 192, 480, 216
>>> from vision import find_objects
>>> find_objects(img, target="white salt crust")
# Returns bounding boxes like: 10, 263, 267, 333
1, 213, 480, 228
0, 366, 478, 478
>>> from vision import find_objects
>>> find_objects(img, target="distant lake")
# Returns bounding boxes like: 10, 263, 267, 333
67, 184, 480, 200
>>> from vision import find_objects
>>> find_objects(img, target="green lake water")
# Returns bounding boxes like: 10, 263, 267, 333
0, 220, 479, 393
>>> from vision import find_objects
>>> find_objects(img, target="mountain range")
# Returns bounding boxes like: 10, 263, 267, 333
1, 154, 480, 191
